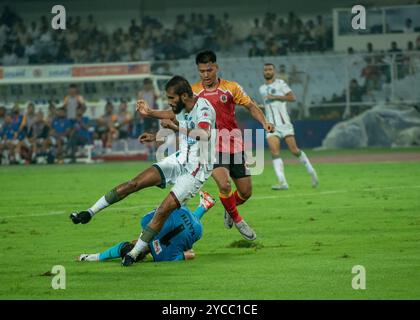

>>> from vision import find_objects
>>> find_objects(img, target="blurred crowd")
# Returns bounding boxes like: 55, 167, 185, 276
0, 82, 160, 165
246, 12, 332, 56
0, 5, 335, 66
315, 41, 420, 119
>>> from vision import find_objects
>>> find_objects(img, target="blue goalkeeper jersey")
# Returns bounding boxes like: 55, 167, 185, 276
140, 206, 203, 262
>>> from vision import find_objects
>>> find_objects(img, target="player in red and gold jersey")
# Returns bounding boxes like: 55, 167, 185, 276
191, 50, 274, 240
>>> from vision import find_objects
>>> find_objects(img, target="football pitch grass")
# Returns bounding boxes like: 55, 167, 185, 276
0, 148, 419, 300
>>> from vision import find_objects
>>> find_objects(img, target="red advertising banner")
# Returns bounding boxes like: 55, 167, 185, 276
72, 63, 150, 77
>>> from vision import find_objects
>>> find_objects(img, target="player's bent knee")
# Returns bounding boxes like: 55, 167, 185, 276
241, 189, 252, 200
219, 183, 232, 195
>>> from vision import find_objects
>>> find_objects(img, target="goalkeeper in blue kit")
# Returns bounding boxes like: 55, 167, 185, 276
77, 191, 215, 263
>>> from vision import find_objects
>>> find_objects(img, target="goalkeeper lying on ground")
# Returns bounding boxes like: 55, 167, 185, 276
77, 191, 215, 263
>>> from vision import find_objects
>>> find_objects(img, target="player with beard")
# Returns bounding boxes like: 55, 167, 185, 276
259, 63, 318, 190
70, 76, 217, 267
138, 51, 275, 241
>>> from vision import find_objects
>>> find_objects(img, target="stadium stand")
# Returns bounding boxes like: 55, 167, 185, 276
0, 4, 419, 165
0, 6, 334, 66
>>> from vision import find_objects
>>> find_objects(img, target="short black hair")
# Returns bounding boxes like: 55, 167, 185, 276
264, 63, 275, 68
69, 83, 77, 89
195, 50, 217, 65
165, 75, 193, 97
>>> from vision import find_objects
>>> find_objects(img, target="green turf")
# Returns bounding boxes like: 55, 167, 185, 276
0, 148, 419, 299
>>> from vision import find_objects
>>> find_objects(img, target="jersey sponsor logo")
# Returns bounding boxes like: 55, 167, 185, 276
271, 88, 276, 94
153, 239, 162, 255
220, 94, 228, 103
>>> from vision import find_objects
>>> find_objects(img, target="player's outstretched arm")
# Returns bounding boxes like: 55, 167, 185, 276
136, 99, 176, 120
265, 91, 296, 102
242, 100, 275, 133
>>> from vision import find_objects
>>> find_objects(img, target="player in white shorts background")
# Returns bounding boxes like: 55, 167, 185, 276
259, 63, 318, 190
70, 75, 217, 267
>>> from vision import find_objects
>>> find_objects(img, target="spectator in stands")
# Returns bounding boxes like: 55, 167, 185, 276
24, 38, 39, 63
26, 110, 50, 163
0, 106, 6, 131
129, 19, 141, 40
19, 102, 36, 134
0, 106, 8, 162
115, 99, 133, 139
289, 64, 302, 84
11, 104, 24, 140
265, 38, 283, 56
286, 18, 298, 52
361, 57, 381, 91
277, 64, 290, 83
403, 18, 414, 33
68, 105, 92, 161
12, 102, 36, 160
47, 101, 57, 126
1, 104, 24, 164
138, 39, 154, 61
349, 79, 364, 102
415, 35, 420, 50
274, 18, 288, 42
366, 42, 374, 54
407, 41, 414, 51
219, 13, 234, 49
402, 41, 416, 76
300, 29, 316, 52
97, 101, 117, 152
63, 84, 85, 122
2, 46, 18, 65
0, 114, 17, 164
45, 107, 72, 163
313, 15, 327, 52
388, 41, 402, 52
137, 78, 160, 131
248, 42, 264, 57
0, 6, 20, 28
248, 18, 264, 43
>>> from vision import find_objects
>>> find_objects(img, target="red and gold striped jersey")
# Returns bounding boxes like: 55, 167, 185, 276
191, 78, 251, 154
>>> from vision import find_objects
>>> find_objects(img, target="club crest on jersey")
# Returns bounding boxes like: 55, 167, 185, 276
220, 94, 228, 103
153, 239, 162, 255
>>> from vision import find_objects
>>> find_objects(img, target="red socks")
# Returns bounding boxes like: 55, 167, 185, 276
219, 192, 242, 223
234, 190, 247, 206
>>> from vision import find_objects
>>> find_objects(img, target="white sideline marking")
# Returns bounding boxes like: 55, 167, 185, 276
253, 185, 420, 200
2, 185, 420, 220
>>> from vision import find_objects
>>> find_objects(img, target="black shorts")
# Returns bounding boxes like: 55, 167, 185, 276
213, 152, 251, 179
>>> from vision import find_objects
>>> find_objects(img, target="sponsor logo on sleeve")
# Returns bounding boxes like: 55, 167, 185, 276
153, 239, 162, 255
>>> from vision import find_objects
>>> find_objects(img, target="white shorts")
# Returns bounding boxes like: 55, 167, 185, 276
266, 123, 295, 139
153, 153, 204, 205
